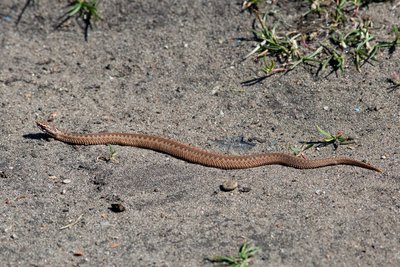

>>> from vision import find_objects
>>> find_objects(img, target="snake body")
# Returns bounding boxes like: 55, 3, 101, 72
36, 121, 382, 172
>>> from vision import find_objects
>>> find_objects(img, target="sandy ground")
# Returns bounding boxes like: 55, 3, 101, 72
0, 1, 399, 266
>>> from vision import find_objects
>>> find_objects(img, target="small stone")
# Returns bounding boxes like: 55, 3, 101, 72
110, 203, 126, 212
220, 180, 238, 192
73, 249, 84, 256
381, 155, 386, 159
315, 190, 325, 195
323, 106, 329, 111
211, 86, 220, 95
62, 179, 71, 184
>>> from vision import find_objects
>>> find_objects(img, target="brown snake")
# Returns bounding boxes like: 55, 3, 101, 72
36, 121, 382, 172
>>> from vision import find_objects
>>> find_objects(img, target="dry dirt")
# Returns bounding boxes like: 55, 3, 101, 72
0, 1, 399, 266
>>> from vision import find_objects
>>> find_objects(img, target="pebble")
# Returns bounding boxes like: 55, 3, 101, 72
315, 190, 325, 195
62, 179, 71, 184
221, 180, 238, 192
110, 203, 126, 212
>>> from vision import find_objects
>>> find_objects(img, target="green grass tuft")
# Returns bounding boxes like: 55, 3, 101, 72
207, 242, 261, 267
243, 0, 399, 75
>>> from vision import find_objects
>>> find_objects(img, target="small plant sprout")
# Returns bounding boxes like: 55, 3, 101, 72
56, 0, 101, 41
333, 0, 348, 24
107, 145, 118, 162
208, 242, 261, 267
315, 125, 354, 149
377, 25, 400, 55
96, 144, 118, 162
289, 46, 323, 71
289, 144, 314, 158
390, 25, 400, 47
298, 126, 357, 151
319, 45, 345, 74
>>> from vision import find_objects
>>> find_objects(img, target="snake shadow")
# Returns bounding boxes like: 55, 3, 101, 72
23, 132, 51, 141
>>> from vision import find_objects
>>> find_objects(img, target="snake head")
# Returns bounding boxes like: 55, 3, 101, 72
36, 120, 61, 138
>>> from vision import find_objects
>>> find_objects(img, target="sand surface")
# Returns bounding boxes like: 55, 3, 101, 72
1, 1, 399, 266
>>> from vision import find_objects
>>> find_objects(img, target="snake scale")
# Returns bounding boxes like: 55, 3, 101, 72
36, 121, 382, 172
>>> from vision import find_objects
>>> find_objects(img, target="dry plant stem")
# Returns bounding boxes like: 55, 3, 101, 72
36, 121, 382, 172
59, 214, 83, 230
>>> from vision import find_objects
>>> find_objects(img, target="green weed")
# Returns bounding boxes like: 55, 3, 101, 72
298, 125, 355, 151
316, 125, 349, 145
107, 144, 118, 162
243, 0, 398, 75
292, 125, 355, 157
208, 242, 261, 267
56, 0, 101, 41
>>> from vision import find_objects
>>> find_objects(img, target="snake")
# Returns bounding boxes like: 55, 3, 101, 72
36, 120, 382, 172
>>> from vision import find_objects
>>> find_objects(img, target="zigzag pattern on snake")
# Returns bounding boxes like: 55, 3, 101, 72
36, 120, 382, 172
